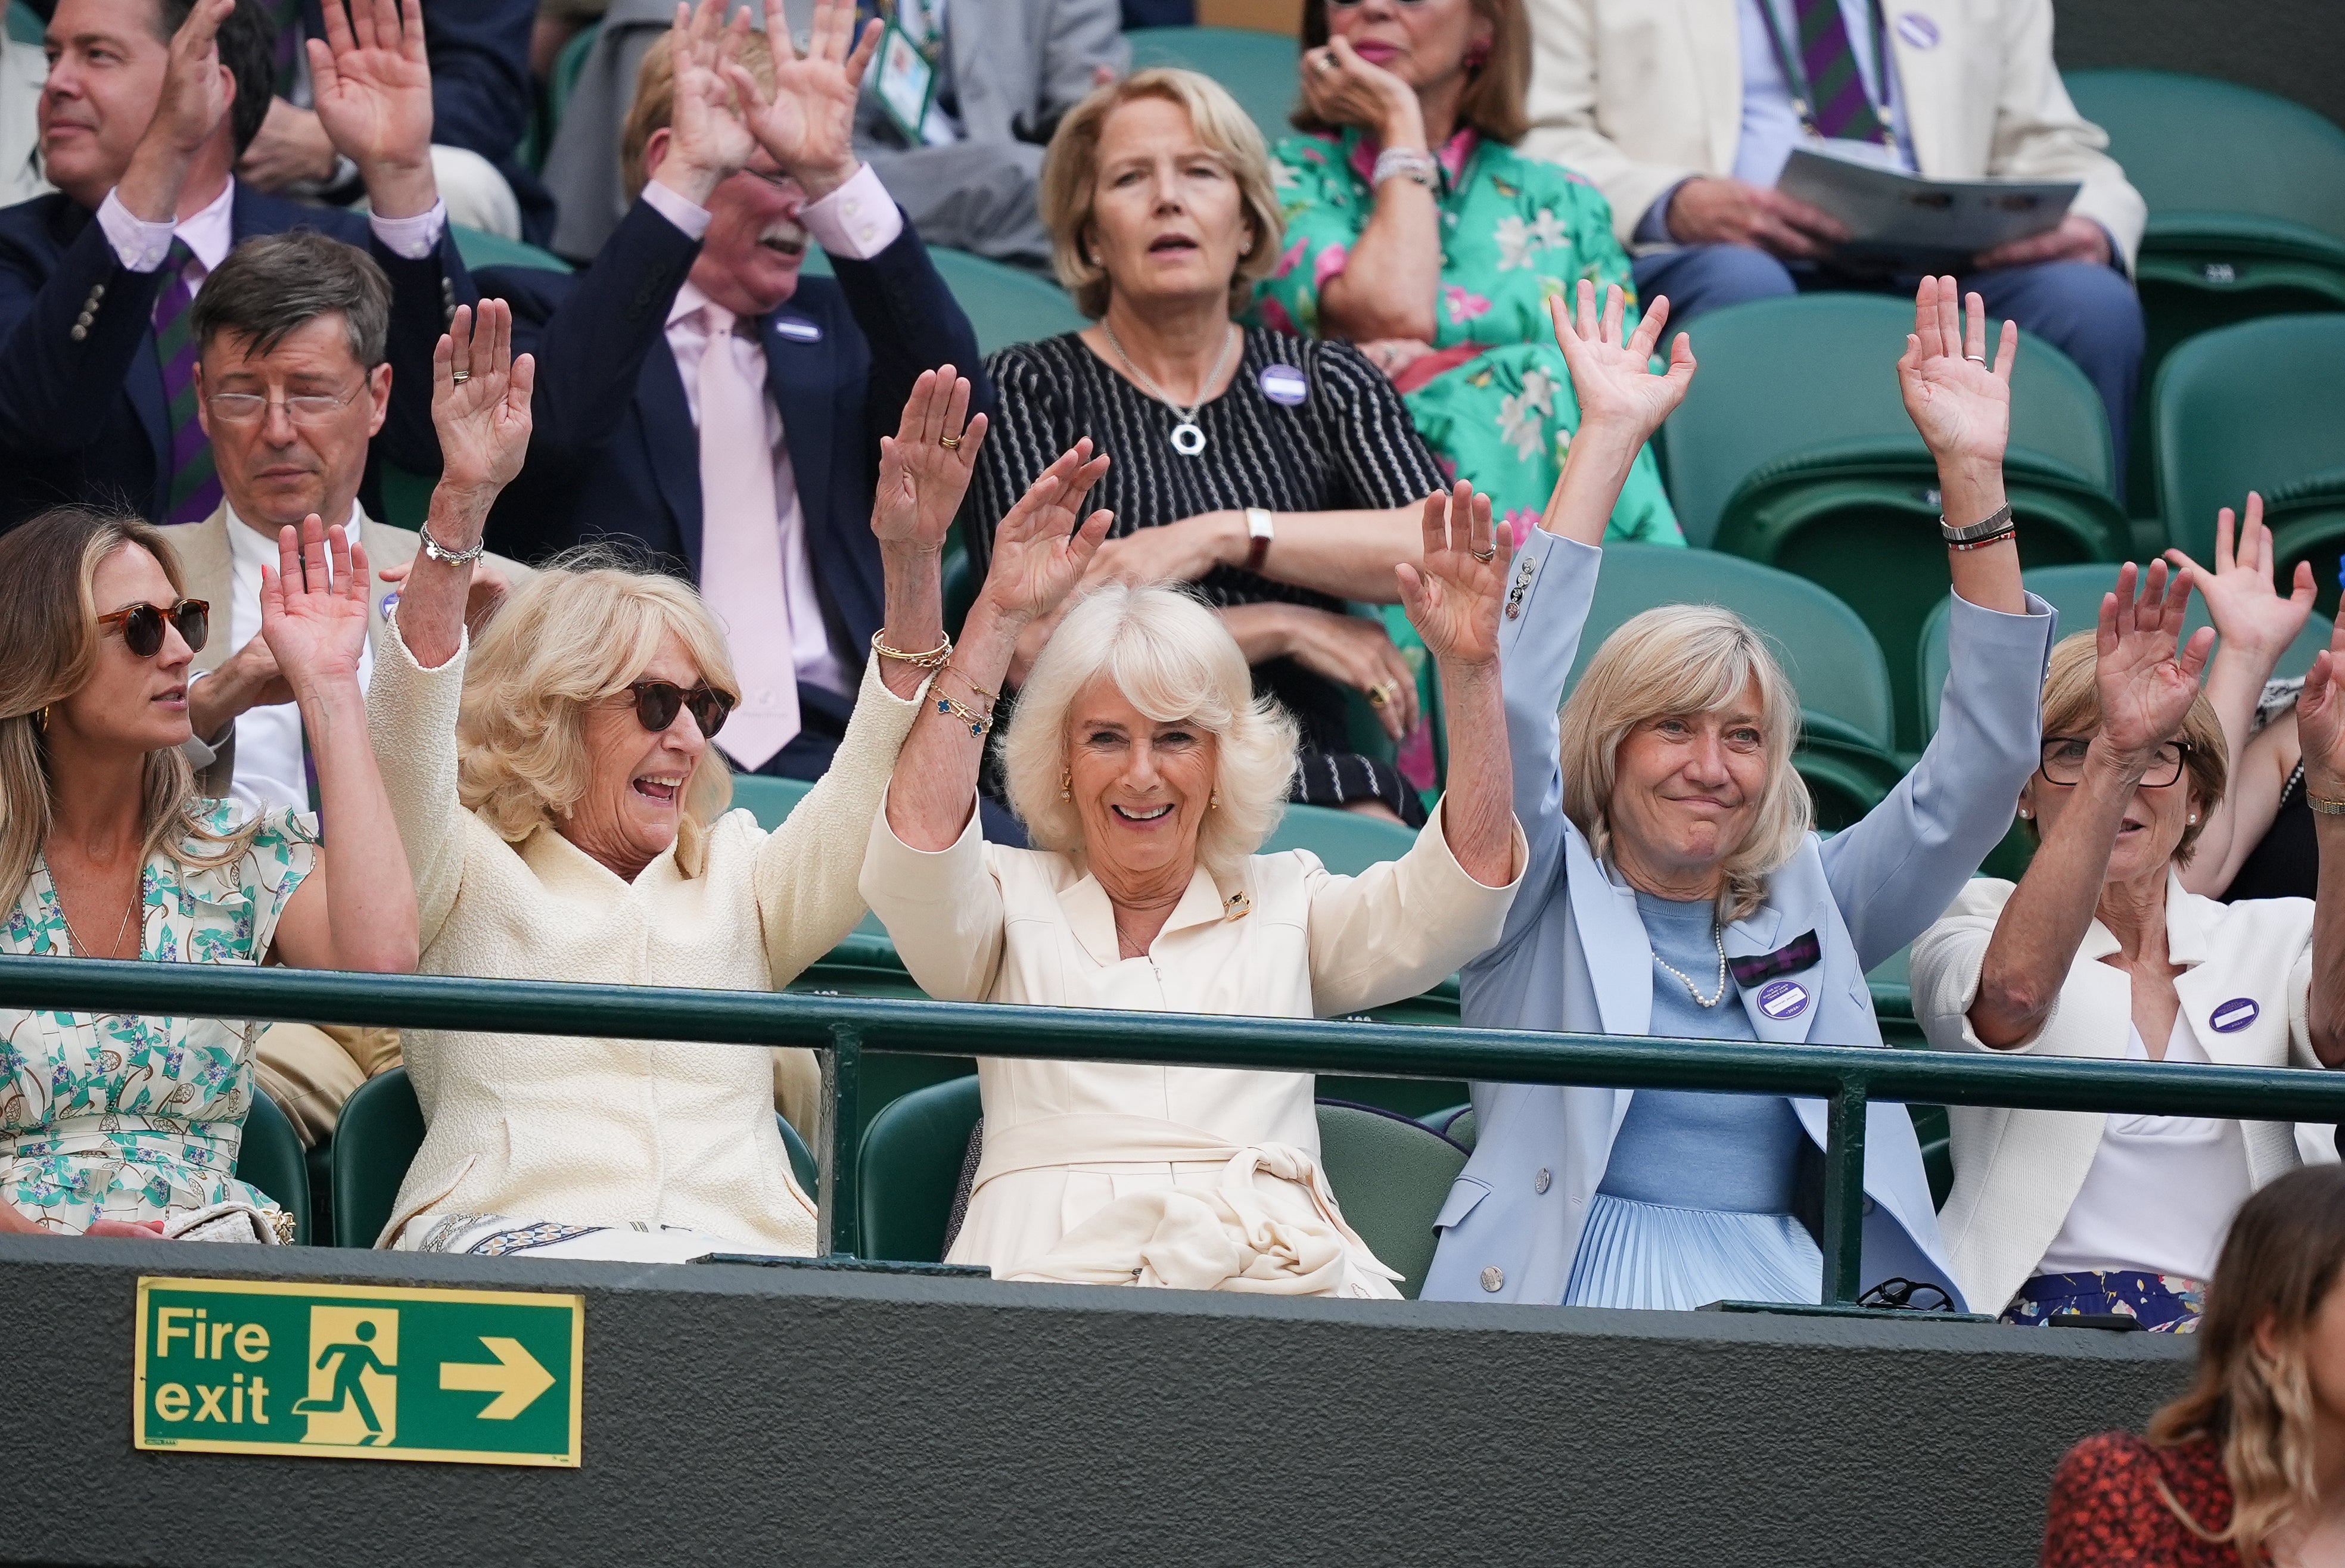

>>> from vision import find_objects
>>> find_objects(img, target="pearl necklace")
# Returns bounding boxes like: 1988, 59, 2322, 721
1653, 920, 1729, 1009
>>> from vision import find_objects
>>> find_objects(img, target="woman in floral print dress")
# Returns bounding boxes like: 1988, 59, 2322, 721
0, 508, 416, 1239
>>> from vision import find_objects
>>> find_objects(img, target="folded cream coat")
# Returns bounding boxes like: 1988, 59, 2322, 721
369, 614, 923, 1251
861, 794, 1524, 1296
1912, 873, 2334, 1317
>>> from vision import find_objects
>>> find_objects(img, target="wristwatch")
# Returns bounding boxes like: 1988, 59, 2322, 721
1939, 502, 2014, 547
1243, 507, 1275, 572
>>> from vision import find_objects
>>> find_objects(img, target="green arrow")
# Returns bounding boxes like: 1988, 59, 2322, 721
438, 1337, 555, 1420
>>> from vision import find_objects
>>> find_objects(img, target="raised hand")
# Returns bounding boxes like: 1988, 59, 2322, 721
2093, 561, 2214, 766
1898, 275, 2015, 474
2298, 609, 2345, 798
1397, 478, 1510, 668
872, 366, 987, 553
978, 443, 1114, 626
260, 515, 373, 695
722, 0, 881, 198
660, 0, 756, 203
117, 0, 235, 220
431, 301, 536, 509
1298, 35, 1422, 147
2163, 492, 2316, 665
310, 0, 436, 213
1547, 281, 1696, 443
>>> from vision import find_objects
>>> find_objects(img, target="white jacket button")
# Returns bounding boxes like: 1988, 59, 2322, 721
1534, 1168, 1551, 1194
1479, 1265, 1504, 1293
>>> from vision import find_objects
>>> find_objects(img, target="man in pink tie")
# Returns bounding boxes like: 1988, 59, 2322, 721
480, 0, 1017, 838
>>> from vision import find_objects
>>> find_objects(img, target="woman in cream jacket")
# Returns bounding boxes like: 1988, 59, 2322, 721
369, 303, 976, 1261
861, 440, 1524, 1298
1914, 571, 2345, 1330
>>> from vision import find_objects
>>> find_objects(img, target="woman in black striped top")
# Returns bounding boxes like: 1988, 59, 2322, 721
960, 68, 1452, 824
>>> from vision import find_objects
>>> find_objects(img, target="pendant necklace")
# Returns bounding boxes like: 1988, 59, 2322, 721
57, 878, 139, 960
1103, 321, 1236, 457
1653, 921, 1729, 1009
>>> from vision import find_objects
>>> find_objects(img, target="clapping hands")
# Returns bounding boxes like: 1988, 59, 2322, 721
873, 367, 987, 555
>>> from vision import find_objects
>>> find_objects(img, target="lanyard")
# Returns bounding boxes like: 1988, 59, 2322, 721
1755, 0, 1898, 148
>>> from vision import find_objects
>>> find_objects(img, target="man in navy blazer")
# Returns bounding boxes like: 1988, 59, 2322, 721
481, 1, 1002, 817
0, 0, 471, 530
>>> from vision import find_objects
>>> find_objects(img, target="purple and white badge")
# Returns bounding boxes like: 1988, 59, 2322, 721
772, 316, 822, 344
1258, 363, 1309, 406
378, 591, 400, 619
1896, 12, 1940, 49
2211, 997, 2261, 1034
1758, 980, 1811, 1021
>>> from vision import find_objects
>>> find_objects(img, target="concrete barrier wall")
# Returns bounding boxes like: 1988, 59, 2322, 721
5, 1236, 2194, 1568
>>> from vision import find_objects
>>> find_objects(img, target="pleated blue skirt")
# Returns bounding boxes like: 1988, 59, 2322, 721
1561, 1193, 1823, 1311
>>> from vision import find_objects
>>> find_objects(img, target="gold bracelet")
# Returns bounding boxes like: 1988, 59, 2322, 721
934, 690, 994, 738
2308, 793, 2345, 816
941, 661, 1000, 704
872, 630, 952, 668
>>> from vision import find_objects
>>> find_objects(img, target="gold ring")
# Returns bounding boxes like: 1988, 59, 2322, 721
1470, 546, 1497, 562
938, 433, 962, 449
450, 371, 470, 384
1367, 682, 1395, 707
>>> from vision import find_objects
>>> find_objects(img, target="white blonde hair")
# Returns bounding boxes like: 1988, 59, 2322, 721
1002, 584, 1298, 881
1558, 604, 1811, 921
456, 551, 736, 851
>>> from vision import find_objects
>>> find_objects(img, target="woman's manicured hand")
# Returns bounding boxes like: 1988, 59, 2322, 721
2093, 560, 2214, 769
872, 366, 985, 553
1280, 603, 1420, 742
1897, 275, 2014, 474
2163, 492, 2316, 664
1298, 35, 1422, 147
260, 514, 373, 696
1397, 478, 1507, 670
1547, 280, 1695, 444
978, 442, 1114, 626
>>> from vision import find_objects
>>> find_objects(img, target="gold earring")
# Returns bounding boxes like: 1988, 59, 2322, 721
33, 705, 48, 734
1209, 792, 1220, 810
1059, 769, 1071, 801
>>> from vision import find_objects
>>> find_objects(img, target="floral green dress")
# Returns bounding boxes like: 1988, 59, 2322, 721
0, 802, 317, 1233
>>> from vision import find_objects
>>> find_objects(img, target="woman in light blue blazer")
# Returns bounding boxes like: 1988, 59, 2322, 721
1422, 278, 2058, 1311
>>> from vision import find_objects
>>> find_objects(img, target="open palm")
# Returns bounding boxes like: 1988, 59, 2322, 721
260, 515, 371, 690
2163, 492, 2316, 662
2093, 561, 2213, 759
873, 367, 986, 551
1548, 280, 1696, 443
982, 443, 1114, 625
2299, 609, 2345, 794
309, 0, 433, 172
433, 301, 536, 496
726, 0, 879, 179
1398, 480, 1509, 665
1897, 276, 2014, 471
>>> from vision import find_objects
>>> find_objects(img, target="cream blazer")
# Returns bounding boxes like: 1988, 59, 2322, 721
1522, 0, 2146, 268
1912, 874, 2335, 1316
860, 795, 1523, 1286
369, 613, 922, 1249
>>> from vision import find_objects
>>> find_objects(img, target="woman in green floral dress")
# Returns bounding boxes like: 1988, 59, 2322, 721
0, 508, 418, 1239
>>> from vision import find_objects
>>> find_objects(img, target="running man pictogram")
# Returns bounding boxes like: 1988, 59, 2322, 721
293, 1320, 393, 1441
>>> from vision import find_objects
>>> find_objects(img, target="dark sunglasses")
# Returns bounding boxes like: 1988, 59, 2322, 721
1857, 1277, 1958, 1313
97, 598, 209, 658
626, 680, 735, 739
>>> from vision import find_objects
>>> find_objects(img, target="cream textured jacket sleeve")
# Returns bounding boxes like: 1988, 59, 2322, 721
1303, 799, 1527, 1019
859, 795, 1006, 1005
368, 614, 472, 953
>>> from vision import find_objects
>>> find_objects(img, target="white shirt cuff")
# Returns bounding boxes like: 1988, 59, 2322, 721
368, 198, 447, 261
641, 177, 715, 242
96, 189, 177, 272
799, 163, 900, 260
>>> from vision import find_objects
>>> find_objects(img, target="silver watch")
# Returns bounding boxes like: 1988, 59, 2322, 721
1939, 503, 2014, 545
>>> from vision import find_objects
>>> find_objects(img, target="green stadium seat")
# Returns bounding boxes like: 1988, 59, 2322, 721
798, 244, 1086, 357
332, 1067, 425, 1248
726, 772, 812, 830
1260, 801, 1417, 873
2066, 70, 2345, 506
1127, 26, 1298, 148
450, 225, 572, 276
1419, 1103, 1474, 1149
233, 1088, 312, 1245
1665, 294, 2128, 751
5, 0, 39, 42
856, 1071, 981, 1265
2153, 315, 2345, 610
1314, 1100, 1467, 1298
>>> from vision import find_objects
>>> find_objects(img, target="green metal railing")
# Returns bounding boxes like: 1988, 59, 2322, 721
8, 954, 2344, 1307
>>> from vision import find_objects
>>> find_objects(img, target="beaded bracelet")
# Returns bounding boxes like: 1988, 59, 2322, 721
872, 629, 953, 668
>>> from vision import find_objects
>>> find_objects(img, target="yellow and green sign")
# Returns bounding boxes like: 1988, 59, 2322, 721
133, 1277, 583, 1467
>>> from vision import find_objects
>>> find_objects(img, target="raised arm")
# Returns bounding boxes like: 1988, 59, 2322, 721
1538, 281, 1696, 549
2293, 612, 2345, 1066
1968, 564, 2212, 1049
2165, 494, 2317, 894
1397, 479, 1516, 888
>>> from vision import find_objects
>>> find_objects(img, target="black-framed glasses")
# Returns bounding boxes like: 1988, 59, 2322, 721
624, 680, 735, 739
1858, 1277, 1957, 1313
2038, 736, 2191, 789
97, 598, 208, 658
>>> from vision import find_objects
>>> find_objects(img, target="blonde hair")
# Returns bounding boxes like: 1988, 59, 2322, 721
1040, 68, 1286, 320
1558, 605, 1811, 922
2029, 630, 2227, 864
0, 509, 259, 913
1002, 584, 1298, 882
2147, 1164, 2345, 1560
620, 28, 776, 204
456, 551, 738, 846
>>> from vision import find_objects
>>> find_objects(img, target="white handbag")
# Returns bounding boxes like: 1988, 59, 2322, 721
160, 1200, 294, 1245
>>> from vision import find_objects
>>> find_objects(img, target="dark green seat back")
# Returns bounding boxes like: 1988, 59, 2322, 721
234, 1088, 312, 1244
726, 773, 813, 830
450, 226, 572, 276
857, 1072, 981, 1265
1127, 27, 1298, 146
2154, 315, 2345, 577
1315, 1101, 1467, 1298
332, 1067, 426, 1248
1259, 802, 1419, 875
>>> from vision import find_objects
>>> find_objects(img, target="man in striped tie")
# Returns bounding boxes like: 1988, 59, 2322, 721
1519, 0, 2147, 485
0, 0, 472, 530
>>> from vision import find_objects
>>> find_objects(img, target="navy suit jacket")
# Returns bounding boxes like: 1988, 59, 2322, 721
480, 197, 987, 676
0, 182, 471, 529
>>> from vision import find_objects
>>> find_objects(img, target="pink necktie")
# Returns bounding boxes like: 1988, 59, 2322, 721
694, 303, 800, 771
